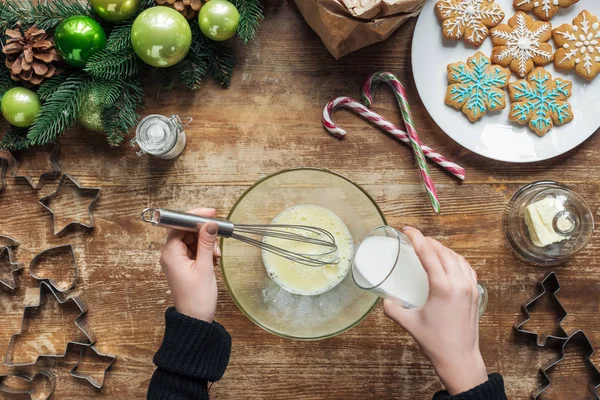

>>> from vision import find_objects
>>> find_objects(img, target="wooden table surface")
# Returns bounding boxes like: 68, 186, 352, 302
2, 2, 600, 399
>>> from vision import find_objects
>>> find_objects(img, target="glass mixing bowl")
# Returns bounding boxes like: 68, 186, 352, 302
221, 168, 385, 340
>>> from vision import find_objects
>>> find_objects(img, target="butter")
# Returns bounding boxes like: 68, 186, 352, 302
524, 197, 570, 247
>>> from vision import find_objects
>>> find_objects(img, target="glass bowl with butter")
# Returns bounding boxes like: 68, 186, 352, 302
504, 181, 594, 266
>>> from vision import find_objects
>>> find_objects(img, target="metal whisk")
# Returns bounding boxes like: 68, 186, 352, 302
141, 208, 339, 267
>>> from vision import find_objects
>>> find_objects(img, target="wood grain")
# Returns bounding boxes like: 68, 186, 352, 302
1, 1, 600, 399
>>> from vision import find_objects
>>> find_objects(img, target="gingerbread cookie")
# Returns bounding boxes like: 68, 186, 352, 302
508, 67, 573, 136
435, 0, 505, 47
446, 51, 511, 122
514, 0, 579, 22
553, 10, 600, 81
491, 11, 554, 78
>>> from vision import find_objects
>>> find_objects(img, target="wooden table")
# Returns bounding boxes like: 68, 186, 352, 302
2, 3, 600, 399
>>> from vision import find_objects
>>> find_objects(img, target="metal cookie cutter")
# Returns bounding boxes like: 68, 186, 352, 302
4, 281, 97, 367
71, 344, 117, 389
39, 173, 101, 236
0, 245, 23, 291
30, 244, 78, 293
10, 142, 61, 189
514, 272, 569, 346
0, 156, 7, 193
0, 370, 56, 400
532, 330, 600, 399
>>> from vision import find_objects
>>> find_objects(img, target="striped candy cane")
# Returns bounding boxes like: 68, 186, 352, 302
323, 97, 466, 182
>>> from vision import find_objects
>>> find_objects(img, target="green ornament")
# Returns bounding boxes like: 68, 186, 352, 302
55, 16, 107, 67
1, 87, 41, 128
77, 89, 105, 132
131, 7, 192, 68
91, 0, 140, 22
198, 0, 240, 41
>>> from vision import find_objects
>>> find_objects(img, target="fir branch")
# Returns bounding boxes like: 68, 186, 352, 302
36, 74, 69, 101
157, 67, 177, 90
84, 50, 141, 81
1, 0, 92, 31
90, 79, 123, 106
106, 23, 133, 52
0, 55, 15, 99
0, 126, 29, 151
102, 77, 144, 146
231, 0, 263, 43
190, 25, 234, 87
27, 73, 92, 145
139, 0, 156, 10
178, 59, 206, 91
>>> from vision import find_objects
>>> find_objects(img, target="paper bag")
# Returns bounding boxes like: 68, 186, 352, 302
294, 0, 427, 59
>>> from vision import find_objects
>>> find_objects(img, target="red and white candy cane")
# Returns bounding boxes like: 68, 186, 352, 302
323, 97, 466, 181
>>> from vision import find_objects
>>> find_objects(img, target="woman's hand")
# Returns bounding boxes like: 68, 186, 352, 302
159, 208, 221, 322
383, 227, 488, 396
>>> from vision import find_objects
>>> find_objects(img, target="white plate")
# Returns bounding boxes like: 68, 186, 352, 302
412, 0, 600, 163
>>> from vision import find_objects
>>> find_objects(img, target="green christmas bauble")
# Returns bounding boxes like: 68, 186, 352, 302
198, 0, 240, 41
91, 0, 140, 22
1, 87, 41, 128
77, 89, 105, 132
131, 7, 192, 68
55, 16, 107, 67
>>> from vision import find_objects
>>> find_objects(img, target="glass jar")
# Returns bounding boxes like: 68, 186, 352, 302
131, 114, 191, 159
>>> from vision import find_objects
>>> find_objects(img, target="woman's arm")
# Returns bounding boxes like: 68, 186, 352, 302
148, 208, 231, 400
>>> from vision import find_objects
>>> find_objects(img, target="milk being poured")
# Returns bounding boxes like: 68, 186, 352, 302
353, 235, 429, 308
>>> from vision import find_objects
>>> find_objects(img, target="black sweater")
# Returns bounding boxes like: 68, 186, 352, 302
148, 308, 507, 400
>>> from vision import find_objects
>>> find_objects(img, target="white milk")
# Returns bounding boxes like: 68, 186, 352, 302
353, 235, 429, 307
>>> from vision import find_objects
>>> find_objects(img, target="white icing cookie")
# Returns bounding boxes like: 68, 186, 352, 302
435, 0, 505, 47
514, 0, 579, 22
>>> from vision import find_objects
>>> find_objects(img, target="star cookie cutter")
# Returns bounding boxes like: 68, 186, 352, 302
4, 281, 97, 367
0, 370, 56, 400
0, 244, 23, 291
514, 272, 569, 346
39, 173, 101, 236
10, 143, 61, 190
532, 330, 600, 399
0, 156, 7, 193
71, 344, 117, 389
30, 244, 79, 293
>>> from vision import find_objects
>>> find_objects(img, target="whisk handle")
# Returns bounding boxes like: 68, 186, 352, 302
141, 208, 235, 237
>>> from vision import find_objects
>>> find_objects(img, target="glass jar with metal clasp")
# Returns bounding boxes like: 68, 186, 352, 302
131, 114, 192, 159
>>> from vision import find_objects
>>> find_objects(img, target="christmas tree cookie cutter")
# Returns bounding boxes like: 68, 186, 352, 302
0, 370, 56, 400
29, 244, 79, 293
39, 173, 101, 236
10, 142, 61, 189
514, 271, 569, 346
0, 156, 7, 193
0, 242, 23, 291
532, 330, 600, 399
4, 281, 97, 367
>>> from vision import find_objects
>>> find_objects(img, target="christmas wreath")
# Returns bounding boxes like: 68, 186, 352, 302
0, 0, 263, 151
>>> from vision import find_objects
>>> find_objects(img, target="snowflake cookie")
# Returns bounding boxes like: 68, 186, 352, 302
514, 0, 579, 22
435, 0, 505, 47
508, 67, 573, 136
446, 51, 511, 122
491, 11, 554, 78
553, 10, 600, 81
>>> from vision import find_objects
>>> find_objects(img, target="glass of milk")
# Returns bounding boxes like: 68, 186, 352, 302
351, 226, 488, 316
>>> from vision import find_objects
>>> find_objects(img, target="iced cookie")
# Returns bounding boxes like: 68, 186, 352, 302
446, 51, 511, 122
553, 10, 600, 81
514, 0, 579, 22
508, 67, 573, 136
491, 11, 554, 78
435, 0, 505, 47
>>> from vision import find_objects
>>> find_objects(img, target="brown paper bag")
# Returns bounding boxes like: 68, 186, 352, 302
294, 0, 427, 59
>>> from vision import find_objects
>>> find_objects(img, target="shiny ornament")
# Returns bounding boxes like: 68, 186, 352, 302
198, 0, 239, 41
91, 0, 141, 22
55, 16, 107, 67
77, 89, 105, 132
131, 6, 192, 68
1, 87, 41, 128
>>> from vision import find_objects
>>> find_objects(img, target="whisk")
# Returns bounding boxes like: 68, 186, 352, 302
141, 208, 339, 267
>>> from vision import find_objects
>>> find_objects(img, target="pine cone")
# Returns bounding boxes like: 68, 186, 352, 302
2, 26, 61, 86
156, 0, 203, 20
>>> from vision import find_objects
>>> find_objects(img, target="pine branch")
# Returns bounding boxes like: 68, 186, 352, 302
84, 50, 141, 81
232, 0, 263, 43
27, 73, 92, 145
0, 55, 15, 99
102, 77, 144, 146
178, 59, 206, 91
90, 79, 123, 106
106, 23, 133, 52
0, 126, 29, 151
36, 74, 69, 101
157, 67, 177, 90
190, 25, 234, 87
1, 0, 92, 31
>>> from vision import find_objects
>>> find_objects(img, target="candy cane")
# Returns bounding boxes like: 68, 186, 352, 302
323, 97, 466, 182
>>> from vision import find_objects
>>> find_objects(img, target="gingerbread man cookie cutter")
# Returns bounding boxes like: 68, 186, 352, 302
39, 173, 101, 236
0, 370, 56, 400
29, 244, 79, 293
10, 143, 61, 190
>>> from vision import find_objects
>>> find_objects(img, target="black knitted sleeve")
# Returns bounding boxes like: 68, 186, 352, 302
433, 373, 507, 400
147, 307, 232, 400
